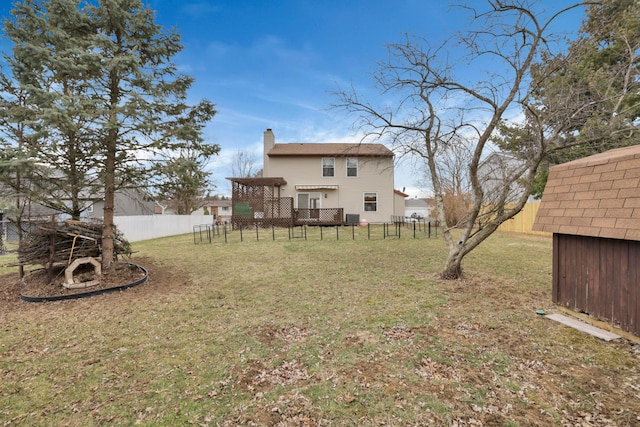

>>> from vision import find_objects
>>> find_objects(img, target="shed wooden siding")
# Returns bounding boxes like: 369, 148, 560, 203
553, 234, 639, 336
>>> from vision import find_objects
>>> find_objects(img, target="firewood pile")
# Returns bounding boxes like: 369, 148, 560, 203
18, 219, 132, 266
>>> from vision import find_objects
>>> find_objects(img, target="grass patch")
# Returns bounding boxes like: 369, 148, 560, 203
0, 229, 638, 426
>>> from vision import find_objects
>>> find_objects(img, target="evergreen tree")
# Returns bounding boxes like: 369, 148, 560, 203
500, 0, 640, 196
4, 0, 103, 220
2, 0, 217, 270
0, 67, 40, 279
151, 145, 218, 215
88, 0, 216, 268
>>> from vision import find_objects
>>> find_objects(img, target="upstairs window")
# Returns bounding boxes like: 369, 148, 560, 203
322, 157, 335, 177
347, 157, 358, 177
364, 192, 378, 212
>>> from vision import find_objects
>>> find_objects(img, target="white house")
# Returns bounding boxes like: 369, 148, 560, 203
405, 197, 436, 220
228, 129, 405, 226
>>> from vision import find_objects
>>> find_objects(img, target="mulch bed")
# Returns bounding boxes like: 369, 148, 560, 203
0, 256, 186, 310
20, 260, 147, 299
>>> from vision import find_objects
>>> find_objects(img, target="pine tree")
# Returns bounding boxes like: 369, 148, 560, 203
2, 0, 217, 270
87, 0, 216, 268
4, 0, 104, 220
520, 0, 640, 194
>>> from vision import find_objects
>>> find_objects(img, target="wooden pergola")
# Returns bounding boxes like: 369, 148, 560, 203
228, 177, 294, 228
227, 177, 344, 228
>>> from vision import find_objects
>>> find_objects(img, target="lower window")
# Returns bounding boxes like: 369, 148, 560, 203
364, 192, 377, 212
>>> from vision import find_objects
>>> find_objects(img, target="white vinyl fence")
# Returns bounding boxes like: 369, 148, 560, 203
114, 215, 214, 243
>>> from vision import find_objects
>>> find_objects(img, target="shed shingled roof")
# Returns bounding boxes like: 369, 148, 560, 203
532, 145, 640, 241
267, 143, 393, 157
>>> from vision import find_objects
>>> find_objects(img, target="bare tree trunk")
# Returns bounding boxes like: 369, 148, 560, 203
442, 248, 464, 280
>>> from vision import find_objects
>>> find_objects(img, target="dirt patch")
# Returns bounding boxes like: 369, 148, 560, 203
381, 325, 416, 340
222, 391, 325, 427
234, 358, 311, 396
254, 324, 311, 346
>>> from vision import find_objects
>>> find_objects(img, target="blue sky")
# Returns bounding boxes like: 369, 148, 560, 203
1, 1, 586, 197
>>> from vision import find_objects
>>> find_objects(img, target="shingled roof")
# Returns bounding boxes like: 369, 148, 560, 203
267, 143, 393, 157
227, 177, 287, 186
533, 145, 640, 241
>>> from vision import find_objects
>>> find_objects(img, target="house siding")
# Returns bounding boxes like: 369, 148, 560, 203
89, 190, 154, 219
267, 155, 395, 223
394, 190, 409, 218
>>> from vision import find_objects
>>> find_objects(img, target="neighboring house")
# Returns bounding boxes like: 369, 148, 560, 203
0, 175, 154, 220
19, 201, 61, 221
478, 152, 536, 203
0, 187, 154, 242
211, 200, 232, 224
405, 197, 436, 220
193, 199, 232, 224
240, 128, 400, 225
394, 189, 409, 219
533, 145, 640, 338
85, 188, 155, 219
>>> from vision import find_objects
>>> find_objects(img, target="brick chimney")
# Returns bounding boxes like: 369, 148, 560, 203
263, 128, 274, 177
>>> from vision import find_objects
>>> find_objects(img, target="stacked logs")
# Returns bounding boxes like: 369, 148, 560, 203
18, 219, 132, 266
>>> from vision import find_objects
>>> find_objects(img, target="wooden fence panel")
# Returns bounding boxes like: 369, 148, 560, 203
497, 201, 550, 236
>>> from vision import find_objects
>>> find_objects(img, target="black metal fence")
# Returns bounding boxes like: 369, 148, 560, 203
193, 219, 438, 244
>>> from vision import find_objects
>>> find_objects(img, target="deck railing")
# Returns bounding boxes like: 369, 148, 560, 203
294, 208, 344, 226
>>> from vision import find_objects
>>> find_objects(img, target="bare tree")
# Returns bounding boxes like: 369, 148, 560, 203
334, 1, 587, 279
230, 149, 259, 178
421, 138, 474, 227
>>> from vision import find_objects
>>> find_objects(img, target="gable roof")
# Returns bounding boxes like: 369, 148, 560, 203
267, 143, 393, 157
202, 199, 232, 208
533, 145, 640, 241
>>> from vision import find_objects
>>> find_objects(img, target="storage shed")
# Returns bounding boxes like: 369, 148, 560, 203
533, 145, 640, 337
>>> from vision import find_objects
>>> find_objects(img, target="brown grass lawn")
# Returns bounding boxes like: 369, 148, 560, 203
0, 227, 639, 426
